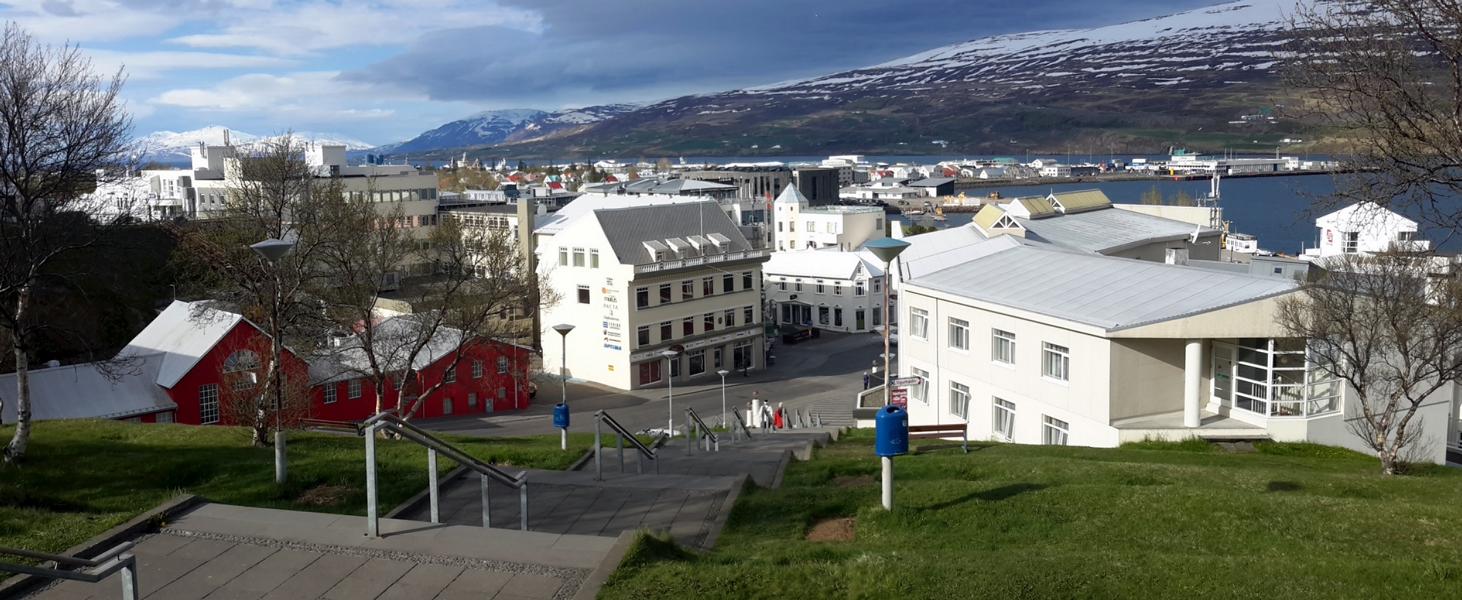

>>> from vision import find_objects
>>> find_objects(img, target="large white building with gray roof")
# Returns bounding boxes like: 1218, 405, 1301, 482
537, 198, 771, 390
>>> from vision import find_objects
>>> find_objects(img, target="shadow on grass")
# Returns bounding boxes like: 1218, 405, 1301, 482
923, 483, 1048, 511
1266, 480, 1303, 492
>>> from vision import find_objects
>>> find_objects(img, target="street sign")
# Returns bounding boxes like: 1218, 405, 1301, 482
892, 376, 923, 387
890, 387, 909, 409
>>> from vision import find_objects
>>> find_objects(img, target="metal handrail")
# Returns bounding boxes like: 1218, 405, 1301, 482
358, 412, 528, 537
593, 410, 663, 480
0, 542, 139, 599
684, 407, 719, 454
730, 407, 753, 441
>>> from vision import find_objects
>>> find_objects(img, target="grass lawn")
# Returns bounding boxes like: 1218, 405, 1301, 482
602, 431, 1462, 600
0, 420, 590, 555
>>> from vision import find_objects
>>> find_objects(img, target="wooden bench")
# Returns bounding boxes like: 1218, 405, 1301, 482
908, 423, 969, 453
300, 418, 360, 434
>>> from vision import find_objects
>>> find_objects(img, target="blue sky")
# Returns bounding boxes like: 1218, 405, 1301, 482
1, 0, 1226, 145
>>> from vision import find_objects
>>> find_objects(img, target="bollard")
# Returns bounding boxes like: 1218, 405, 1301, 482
365, 428, 378, 538
519, 480, 529, 531
428, 448, 440, 523
593, 416, 603, 481
480, 474, 491, 528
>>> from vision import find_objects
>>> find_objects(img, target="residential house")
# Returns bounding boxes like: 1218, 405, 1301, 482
764, 249, 886, 333
772, 184, 886, 251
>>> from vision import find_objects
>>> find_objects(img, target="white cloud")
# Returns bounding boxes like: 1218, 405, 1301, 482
1, 0, 187, 43
87, 49, 295, 80
151, 70, 411, 121
167, 0, 543, 56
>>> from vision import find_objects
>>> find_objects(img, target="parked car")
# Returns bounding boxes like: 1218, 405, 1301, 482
780, 324, 819, 344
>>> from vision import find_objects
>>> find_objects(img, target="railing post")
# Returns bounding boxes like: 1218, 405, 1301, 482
120, 556, 138, 600
519, 480, 529, 531
617, 434, 625, 473
686, 411, 694, 456
365, 427, 379, 538
428, 448, 440, 524
480, 473, 491, 528
594, 415, 603, 481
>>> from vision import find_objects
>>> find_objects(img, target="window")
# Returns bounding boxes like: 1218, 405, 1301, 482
993, 398, 1015, 441
468, 392, 478, 408
834, 307, 843, 327
948, 318, 970, 351
910, 308, 929, 339
703, 277, 714, 296
834, 283, 842, 295
683, 317, 695, 336
1341, 231, 1359, 254
199, 384, 220, 424
742, 271, 753, 290
572, 248, 585, 267
637, 325, 651, 346
992, 329, 1016, 365
855, 282, 865, 296
873, 305, 882, 326
704, 312, 716, 332
636, 287, 649, 309
681, 280, 694, 299
577, 285, 591, 304
443, 397, 454, 415
1042, 416, 1069, 445
670, 356, 681, 377
349, 379, 362, 399
660, 321, 672, 341
689, 350, 706, 375
912, 367, 930, 404
795, 280, 803, 292
558, 248, 567, 266
949, 381, 971, 419
472, 360, 484, 379
778, 280, 787, 291
497, 356, 509, 374
816, 282, 825, 294
743, 306, 754, 324
723, 273, 735, 293
324, 384, 338, 404
724, 309, 736, 327
659, 283, 672, 303
639, 361, 662, 384
590, 249, 600, 268
444, 366, 456, 384
156, 412, 174, 424
1042, 343, 1070, 382
819, 306, 830, 325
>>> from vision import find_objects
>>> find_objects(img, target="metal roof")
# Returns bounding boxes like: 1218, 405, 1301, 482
1017, 206, 1215, 254
309, 314, 476, 385
764, 248, 883, 280
1014, 197, 1058, 219
594, 201, 752, 265
0, 353, 176, 421
117, 300, 244, 389
972, 204, 1008, 233
1049, 189, 1112, 214
535, 192, 705, 235
774, 184, 808, 205
908, 240, 1298, 331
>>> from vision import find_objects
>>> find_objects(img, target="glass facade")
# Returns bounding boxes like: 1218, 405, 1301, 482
1215, 338, 1340, 418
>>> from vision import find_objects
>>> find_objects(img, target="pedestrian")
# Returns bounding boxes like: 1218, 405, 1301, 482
862, 370, 871, 390
774, 402, 785, 429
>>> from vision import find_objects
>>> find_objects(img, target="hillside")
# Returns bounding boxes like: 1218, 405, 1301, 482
133, 127, 375, 163
384, 105, 639, 155
395, 0, 1321, 159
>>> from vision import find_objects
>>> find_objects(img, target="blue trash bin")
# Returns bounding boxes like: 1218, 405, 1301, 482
874, 405, 908, 457
553, 403, 570, 429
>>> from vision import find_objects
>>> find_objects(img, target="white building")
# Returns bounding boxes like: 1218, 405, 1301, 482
763, 249, 886, 333
895, 235, 1458, 464
537, 198, 770, 390
1303, 202, 1428, 258
772, 184, 886, 251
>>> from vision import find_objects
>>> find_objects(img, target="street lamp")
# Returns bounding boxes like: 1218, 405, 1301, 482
717, 369, 730, 428
552, 323, 574, 451
251, 237, 295, 486
661, 348, 682, 435
865, 238, 910, 406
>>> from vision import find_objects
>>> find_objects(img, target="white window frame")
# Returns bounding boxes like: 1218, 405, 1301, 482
992, 328, 1016, 366
948, 318, 970, 351
1042, 415, 1070, 446
949, 381, 971, 419
992, 398, 1015, 441
911, 367, 930, 404
497, 356, 510, 374
910, 308, 929, 340
472, 360, 484, 379
324, 384, 338, 404
349, 379, 362, 399
1042, 342, 1070, 382
199, 384, 220, 425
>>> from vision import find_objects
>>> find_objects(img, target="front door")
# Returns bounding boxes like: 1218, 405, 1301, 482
1211, 342, 1235, 411
855, 309, 866, 330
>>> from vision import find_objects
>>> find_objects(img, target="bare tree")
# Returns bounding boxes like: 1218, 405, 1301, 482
0, 23, 131, 462
214, 329, 313, 441
1277, 250, 1462, 474
1287, 1, 1462, 232
171, 135, 337, 446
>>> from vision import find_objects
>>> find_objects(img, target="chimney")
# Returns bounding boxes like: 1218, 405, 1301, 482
1165, 247, 1189, 266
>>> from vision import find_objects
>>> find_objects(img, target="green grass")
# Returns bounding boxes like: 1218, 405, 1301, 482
0, 420, 589, 555
602, 430, 1462, 600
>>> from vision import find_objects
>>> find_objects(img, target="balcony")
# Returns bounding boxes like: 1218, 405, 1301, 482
633, 248, 771, 275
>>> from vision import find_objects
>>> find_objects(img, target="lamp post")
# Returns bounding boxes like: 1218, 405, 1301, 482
251, 238, 295, 486
661, 348, 681, 435
552, 323, 574, 451
865, 238, 910, 406
716, 369, 730, 428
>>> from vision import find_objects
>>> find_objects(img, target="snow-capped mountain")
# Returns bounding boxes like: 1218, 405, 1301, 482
414, 0, 1322, 157
381, 104, 640, 155
134, 127, 374, 163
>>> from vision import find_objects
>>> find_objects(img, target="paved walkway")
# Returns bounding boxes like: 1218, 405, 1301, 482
32, 503, 612, 600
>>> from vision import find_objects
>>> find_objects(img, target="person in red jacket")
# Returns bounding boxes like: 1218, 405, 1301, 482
773, 402, 785, 429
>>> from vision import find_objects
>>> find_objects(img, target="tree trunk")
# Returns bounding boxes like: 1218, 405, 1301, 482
5, 286, 32, 463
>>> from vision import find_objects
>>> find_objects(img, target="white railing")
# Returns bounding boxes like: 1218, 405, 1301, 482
634, 248, 771, 274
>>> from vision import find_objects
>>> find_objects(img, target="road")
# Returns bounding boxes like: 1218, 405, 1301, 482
422, 331, 891, 438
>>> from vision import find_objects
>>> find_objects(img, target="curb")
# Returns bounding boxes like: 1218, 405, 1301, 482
700, 473, 750, 551
0, 494, 203, 599
570, 529, 638, 600
565, 446, 597, 472
768, 449, 793, 489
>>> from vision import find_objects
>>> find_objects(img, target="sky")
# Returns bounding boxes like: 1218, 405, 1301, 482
0, 0, 1227, 145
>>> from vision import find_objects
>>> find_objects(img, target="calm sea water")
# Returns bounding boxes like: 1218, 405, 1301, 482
891, 175, 1399, 255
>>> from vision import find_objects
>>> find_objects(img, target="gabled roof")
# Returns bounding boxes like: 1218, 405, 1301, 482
594, 201, 753, 265
310, 314, 472, 385
1314, 201, 1419, 231
774, 183, 808, 205
1006, 196, 1058, 219
907, 239, 1298, 332
0, 353, 176, 421
1047, 189, 1112, 214
117, 300, 245, 389
535, 192, 705, 235
1017, 205, 1214, 254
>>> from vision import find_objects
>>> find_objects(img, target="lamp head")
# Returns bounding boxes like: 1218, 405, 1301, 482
250, 238, 296, 264
865, 237, 910, 263
552, 323, 575, 336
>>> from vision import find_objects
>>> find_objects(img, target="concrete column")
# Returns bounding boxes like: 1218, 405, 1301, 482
1184, 339, 1203, 428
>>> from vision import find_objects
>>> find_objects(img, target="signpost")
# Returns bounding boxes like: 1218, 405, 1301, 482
891, 376, 923, 387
